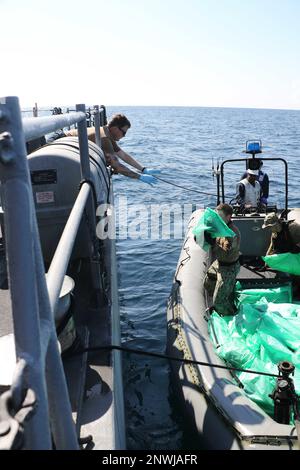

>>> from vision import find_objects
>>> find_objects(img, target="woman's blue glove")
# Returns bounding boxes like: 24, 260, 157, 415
260, 197, 268, 205
139, 174, 158, 185
142, 168, 161, 175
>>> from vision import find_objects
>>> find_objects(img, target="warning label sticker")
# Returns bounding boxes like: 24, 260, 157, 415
36, 191, 55, 204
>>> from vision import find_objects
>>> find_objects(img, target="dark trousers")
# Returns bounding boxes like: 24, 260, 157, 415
204, 260, 240, 316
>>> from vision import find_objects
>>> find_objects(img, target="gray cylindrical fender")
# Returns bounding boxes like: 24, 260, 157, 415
27, 137, 110, 262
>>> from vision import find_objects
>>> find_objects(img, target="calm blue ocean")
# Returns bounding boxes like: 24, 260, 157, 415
107, 106, 300, 450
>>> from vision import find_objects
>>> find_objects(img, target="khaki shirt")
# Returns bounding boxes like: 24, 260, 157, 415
66, 125, 121, 165
288, 221, 300, 245
213, 223, 241, 264
99, 126, 121, 155
66, 127, 98, 143
267, 220, 300, 255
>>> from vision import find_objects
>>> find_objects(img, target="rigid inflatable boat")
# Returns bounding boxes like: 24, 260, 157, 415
167, 142, 300, 450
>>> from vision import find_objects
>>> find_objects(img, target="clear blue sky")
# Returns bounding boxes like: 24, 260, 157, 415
1, 0, 300, 109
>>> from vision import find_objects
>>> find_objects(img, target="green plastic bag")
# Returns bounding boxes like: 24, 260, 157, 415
258, 309, 300, 351
258, 331, 295, 363
263, 252, 300, 275
235, 284, 292, 306
234, 302, 267, 336
237, 354, 276, 416
193, 207, 235, 251
208, 289, 300, 423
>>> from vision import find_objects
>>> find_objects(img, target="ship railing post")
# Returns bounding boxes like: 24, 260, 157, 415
66, 107, 71, 130
0, 96, 79, 449
76, 103, 101, 290
32, 195, 84, 449
33, 102, 38, 117
99, 106, 104, 126
100, 105, 107, 126
93, 105, 101, 148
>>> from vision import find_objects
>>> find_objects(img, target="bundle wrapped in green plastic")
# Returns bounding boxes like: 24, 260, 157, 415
263, 252, 300, 275
208, 289, 300, 422
193, 207, 235, 251
235, 281, 292, 306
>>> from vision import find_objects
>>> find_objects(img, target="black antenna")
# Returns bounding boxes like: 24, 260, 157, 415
216, 159, 220, 205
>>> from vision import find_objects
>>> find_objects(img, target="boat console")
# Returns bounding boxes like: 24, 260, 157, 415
231, 203, 277, 216
218, 139, 288, 215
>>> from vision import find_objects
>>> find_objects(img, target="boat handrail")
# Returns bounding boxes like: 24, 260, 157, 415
0, 96, 102, 449
47, 183, 91, 318
23, 104, 106, 138
23, 112, 86, 142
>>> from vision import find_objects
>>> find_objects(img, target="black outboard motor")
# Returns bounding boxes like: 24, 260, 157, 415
270, 361, 300, 424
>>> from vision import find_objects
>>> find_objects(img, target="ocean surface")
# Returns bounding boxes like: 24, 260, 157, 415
106, 106, 300, 450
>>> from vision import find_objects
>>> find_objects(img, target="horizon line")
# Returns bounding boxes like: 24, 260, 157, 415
21, 103, 300, 112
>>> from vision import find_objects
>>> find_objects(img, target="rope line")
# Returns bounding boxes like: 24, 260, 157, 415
153, 175, 219, 197
66, 344, 280, 379
153, 175, 233, 200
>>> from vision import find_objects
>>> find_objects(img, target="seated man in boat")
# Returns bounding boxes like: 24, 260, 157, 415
235, 169, 263, 210
203, 203, 241, 316
240, 160, 269, 205
66, 114, 159, 185
262, 212, 300, 255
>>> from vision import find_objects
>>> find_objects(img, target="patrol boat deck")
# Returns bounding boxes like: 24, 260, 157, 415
0, 97, 125, 450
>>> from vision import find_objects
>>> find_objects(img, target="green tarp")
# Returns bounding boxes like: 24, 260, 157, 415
263, 252, 300, 275
193, 208, 235, 251
208, 284, 300, 421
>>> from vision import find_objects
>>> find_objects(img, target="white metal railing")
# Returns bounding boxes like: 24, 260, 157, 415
0, 96, 103, 449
